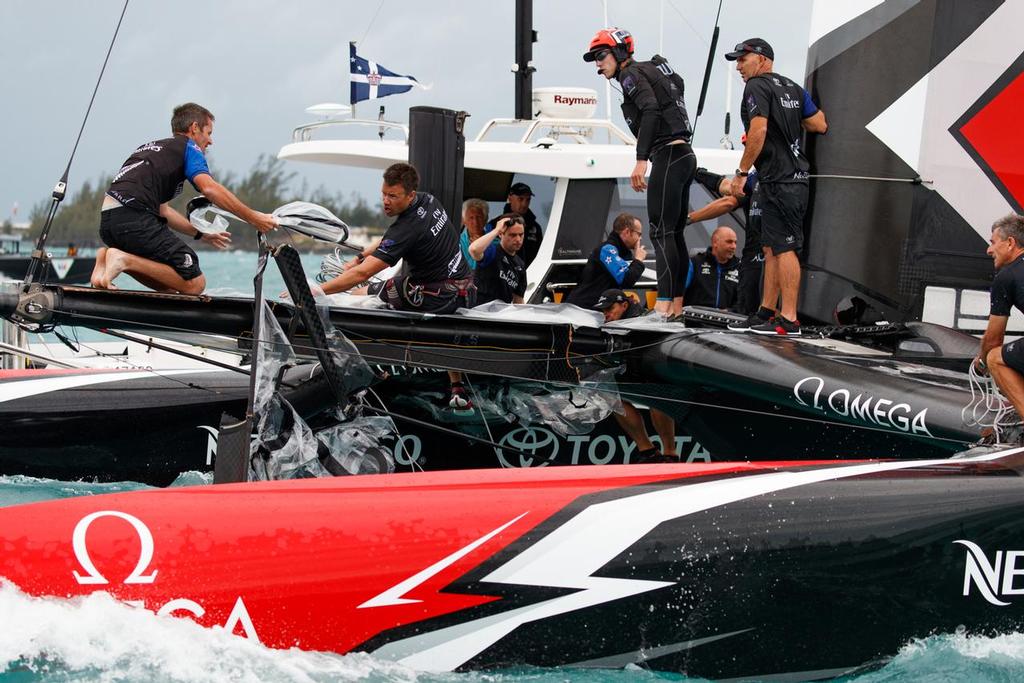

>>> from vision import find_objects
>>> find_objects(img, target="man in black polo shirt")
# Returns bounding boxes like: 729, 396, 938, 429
724, 38, 827, 335
323, 162, 472, 312
469, 214, 527, 304
322, 162, 475, 410
486, 182, 543, 268
685, 226, 740, 309
94, 102, 277, 293
977, 214, 1024, 429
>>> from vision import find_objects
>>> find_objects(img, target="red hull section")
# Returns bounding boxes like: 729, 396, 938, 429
3, 455, 1024, 679
0, 465, 733, 652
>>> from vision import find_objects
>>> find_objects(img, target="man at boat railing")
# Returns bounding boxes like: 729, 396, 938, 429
469, 214, 527, 305
976, 213, 1024, 435
93, 102, 277, 294
723, 38, 827, 336
460, 198, 489, 271
594, 289, 678, 462
320, 162, 477, 411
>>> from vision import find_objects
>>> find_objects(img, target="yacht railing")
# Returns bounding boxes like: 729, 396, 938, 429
291, 118, 410, 143
474, 118, 636, 145
290, 116, 635, 146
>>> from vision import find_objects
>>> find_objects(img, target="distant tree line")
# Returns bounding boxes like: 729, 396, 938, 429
28, 155, 388, 251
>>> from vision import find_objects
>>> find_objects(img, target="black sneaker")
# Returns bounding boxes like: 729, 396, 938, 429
750, 315, 802, 336
728, 307, 774, 331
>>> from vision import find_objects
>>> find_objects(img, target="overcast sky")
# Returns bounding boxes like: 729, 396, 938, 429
0, 0, 811, 224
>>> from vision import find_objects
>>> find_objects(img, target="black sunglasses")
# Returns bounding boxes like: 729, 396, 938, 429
593, 48, 612, 61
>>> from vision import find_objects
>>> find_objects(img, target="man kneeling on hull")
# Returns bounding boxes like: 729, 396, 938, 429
321, 162, 476, 410
977, 213, 1024, 443
594, 289, 678, 462
94, 102, 277, 293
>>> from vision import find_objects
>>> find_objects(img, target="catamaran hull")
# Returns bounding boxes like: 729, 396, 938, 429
1, 455, 1023, 679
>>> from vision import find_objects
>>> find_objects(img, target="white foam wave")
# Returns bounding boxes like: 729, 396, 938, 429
0, 582, 418, 683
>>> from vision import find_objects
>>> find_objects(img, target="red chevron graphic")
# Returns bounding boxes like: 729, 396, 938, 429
956, 61, 1024, 212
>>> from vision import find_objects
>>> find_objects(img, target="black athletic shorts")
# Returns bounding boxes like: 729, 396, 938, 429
368, 275, 476, 314
756, 182, 808, 255
1002, 338, 1024, 374
99, 207, 202, 280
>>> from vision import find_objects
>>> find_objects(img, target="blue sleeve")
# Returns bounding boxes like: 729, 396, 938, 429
685, 259, 694, 290
184, 140, 211, 187
599, 243, 634, 285
744, 172, 757, 195
801, 89, 819, 118
460, 230, 476, 270
478, 241, 499, 268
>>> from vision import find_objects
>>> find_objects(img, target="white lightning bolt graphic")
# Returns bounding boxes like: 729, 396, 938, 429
372, 449, 1019, 671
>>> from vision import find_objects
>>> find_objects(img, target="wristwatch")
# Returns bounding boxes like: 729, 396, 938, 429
735, 169, 749, 176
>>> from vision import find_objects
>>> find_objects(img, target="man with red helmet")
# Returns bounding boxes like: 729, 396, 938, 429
584, 27, 696, 321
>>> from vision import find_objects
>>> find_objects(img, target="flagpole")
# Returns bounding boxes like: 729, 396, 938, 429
350, 41, 358, 119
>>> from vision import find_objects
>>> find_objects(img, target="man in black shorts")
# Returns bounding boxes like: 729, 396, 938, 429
724, 39, 827, 335
321, 162, 475, 408
977, 214, 1024, 425
94, 102, 277, 293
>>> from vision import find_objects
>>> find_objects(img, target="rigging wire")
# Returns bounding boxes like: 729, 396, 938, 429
23, 0, 130, 288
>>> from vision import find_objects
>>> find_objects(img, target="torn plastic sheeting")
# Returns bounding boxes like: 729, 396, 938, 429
315, 415, 397, 475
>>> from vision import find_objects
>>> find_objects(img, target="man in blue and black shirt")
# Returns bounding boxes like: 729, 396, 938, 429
566, 213, 648, 310
93, 102, 277, 294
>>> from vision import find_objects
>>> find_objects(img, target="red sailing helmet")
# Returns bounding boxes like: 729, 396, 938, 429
583, 27, 634, 62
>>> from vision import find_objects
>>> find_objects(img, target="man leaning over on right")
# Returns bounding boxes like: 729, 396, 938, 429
976, 214, 1024, 438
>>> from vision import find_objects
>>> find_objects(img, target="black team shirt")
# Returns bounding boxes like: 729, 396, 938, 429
740, 72, 811, 184
372, 192, 469, 283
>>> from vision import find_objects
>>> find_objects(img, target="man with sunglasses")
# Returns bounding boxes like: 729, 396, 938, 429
584, 28, 695, 320
566, 212, 647, 310
724, 38, 828, 336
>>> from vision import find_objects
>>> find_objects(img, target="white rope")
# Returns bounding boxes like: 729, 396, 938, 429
962, 363, 1021, 443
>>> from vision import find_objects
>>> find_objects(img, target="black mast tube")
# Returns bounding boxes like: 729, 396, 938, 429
514, 0, 536, 120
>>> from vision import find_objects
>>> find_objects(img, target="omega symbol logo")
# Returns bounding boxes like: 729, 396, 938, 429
72, 510, 158, 585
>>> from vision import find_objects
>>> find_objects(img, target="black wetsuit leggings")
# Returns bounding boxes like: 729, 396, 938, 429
647, 143, 697, 301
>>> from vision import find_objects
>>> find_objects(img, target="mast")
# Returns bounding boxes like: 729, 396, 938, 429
514, 0, 536, 120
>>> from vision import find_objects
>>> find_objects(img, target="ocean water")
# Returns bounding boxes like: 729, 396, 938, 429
5, 253, 1024, 681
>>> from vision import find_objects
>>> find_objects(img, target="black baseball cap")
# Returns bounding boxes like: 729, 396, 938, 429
724, 38, 774, 61
509, 182, 534, 197
593, 289, 628, 310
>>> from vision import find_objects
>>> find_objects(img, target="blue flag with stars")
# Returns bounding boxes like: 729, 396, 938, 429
350, 42, 420, 105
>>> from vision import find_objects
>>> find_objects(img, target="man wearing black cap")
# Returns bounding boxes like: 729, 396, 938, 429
487, 182, 544, 268
723, 38, 827, 336
594, 289, 679, 461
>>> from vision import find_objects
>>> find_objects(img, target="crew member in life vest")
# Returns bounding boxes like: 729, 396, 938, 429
594, 289, 678, 462
724, 38, 827, 335
976, 213, 1024, 442
322, 162, 476, 411
565, 212, 647, 310
585, 27, 696, 321
93, 102, 277, 293
684, 226, 740, 310
469, 214, 527, 305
